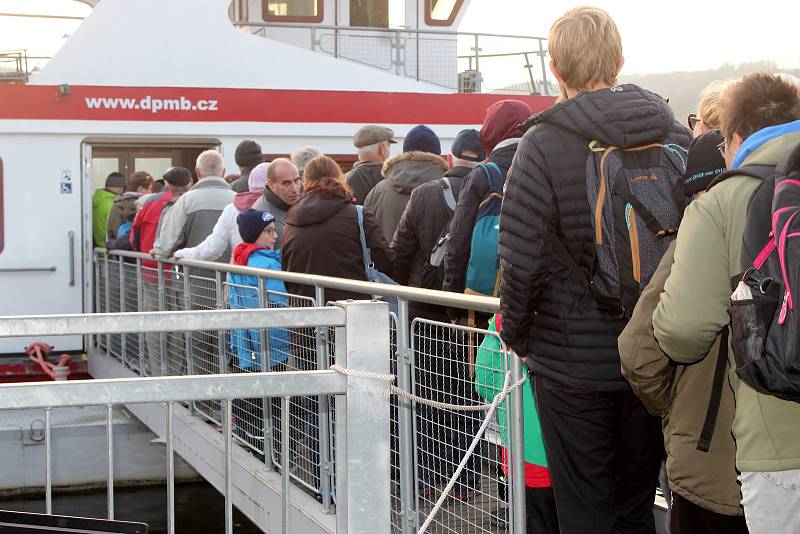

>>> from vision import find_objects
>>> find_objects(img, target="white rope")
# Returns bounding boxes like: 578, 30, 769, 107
330, 363, 524, 533
417, 370, 517, 534
329, 364, 524, 412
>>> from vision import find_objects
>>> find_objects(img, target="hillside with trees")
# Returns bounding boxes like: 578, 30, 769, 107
620, 61, 800, 127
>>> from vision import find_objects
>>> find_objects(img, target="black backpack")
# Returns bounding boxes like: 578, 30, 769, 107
420, 177, 457, 290
716, 143, 800, 401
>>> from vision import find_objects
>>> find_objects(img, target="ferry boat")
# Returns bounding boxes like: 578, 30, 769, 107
0, 0, 558, 521
0, 0, 554, 356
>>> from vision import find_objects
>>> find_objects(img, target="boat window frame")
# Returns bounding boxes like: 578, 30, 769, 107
0, 158, 4, 253
424, 0, 464, 26
263, 0, 324, 23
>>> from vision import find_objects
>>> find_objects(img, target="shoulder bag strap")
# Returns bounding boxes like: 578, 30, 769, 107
439, 177, 456, 212
355, 205, 373, 274
696, 327, 730, 452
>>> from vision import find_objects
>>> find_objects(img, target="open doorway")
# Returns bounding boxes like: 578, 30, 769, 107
89, 145, 214, 192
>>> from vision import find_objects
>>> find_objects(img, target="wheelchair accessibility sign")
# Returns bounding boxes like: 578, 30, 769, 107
60, 182, 73, 194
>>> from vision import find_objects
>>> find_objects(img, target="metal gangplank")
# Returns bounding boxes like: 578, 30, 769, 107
0, 302, 393, 534
86, 250, 527, 534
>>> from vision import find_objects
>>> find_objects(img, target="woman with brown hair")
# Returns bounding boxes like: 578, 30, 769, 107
281, 155, 394, 302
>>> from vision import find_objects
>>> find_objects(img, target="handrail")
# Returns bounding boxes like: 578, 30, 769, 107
232, 20, 547, 42
0, 306, 345, 337
96, 248, 501, 314
0, 371, 347, 410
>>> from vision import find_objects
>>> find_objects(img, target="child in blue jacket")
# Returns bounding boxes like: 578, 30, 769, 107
227, 208, 290, 371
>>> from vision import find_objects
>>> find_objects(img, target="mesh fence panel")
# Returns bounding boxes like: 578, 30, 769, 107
188, 273, 223, 425
93, 255, 522, 531
163, 268, 188, 377
141, 264, 162, 377
95, 257, 108, 353
106, 260, 122, 361
267, 291, 322, 494
412, 319, 510, 534
122, 262, 143, 374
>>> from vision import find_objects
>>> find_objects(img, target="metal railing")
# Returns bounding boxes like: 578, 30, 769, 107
234, 21, 553, 95
93, 248, 526, 534
0, 301, 391, 534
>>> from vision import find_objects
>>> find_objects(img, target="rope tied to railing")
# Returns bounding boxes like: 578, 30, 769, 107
330, 364, 525, 534
329, 364, 525, 412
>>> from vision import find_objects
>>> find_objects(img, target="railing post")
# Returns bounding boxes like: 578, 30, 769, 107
157, 260, 167, 377
314, 285, 334, 514
334, 301, 391, 534
509, 354, 527, 532
281, 395, 291, 534
258, 280, 275, 472
524, 51, 537, 95
473, 33, 482, 93
166, 401, 176, 534
106, 404, 114, 520
215, 271, 228, 374
415, 29, 420, 81
118, 256, 127, 367
538, 38, 549, 96
136, 258, 146, 375
44, 407, 52, 514
394, 30, 402, 75
182, 266, 195, 414
396, 299, 417, 534
104, 255, 111, 353
94, 252, 101, 349
223, 399, 233, 534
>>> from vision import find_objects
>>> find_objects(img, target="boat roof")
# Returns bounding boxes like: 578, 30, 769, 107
30, 0, 448, 94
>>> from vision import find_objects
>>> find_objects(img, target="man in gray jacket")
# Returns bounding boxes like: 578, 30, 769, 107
153, 150, 235, 261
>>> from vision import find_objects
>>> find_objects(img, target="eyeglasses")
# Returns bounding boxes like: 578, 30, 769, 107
688, 113, 702, 130
263, 227, 278, 236
717, 140, 727, 158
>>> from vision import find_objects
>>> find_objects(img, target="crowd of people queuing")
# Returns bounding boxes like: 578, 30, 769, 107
89, 5, 800, 533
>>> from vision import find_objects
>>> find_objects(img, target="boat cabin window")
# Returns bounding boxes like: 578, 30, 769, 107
0, 159, 3, 253
263, 0, 324, 22
425, 0, 463, 26
350, 0, 389, 28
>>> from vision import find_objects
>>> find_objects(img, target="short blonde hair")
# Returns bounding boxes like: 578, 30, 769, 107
548, 6, 623, 91
696, 80, 728, 129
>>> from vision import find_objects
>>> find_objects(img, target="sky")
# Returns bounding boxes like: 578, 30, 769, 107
1, 0, 798, 77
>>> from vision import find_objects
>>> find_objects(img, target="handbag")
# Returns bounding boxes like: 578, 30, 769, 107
355, 206, 399, 315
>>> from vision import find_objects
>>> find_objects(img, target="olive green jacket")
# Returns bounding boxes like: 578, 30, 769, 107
653, 131, 800, 473
621, 242, 742, 515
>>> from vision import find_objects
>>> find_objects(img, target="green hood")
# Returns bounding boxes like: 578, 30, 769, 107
474, 315, 547, 467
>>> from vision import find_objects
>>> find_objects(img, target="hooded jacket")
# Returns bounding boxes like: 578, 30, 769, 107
173, 191, 262, 261
345, 160, 384, 206
498, 84, 691, 390
654, 121, 800, 473
364, 151, 448, 243
226, 243, 290, 369
392, 165, 470, 287
92, 188, 118, 247
620, 242, 742, 515
442, 140, 518, 314
106, 193, 141, 240
281, 187, 394, 303
132, 190, 173, 274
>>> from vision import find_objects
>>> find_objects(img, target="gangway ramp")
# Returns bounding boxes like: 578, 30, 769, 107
89, 351, 336, 534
